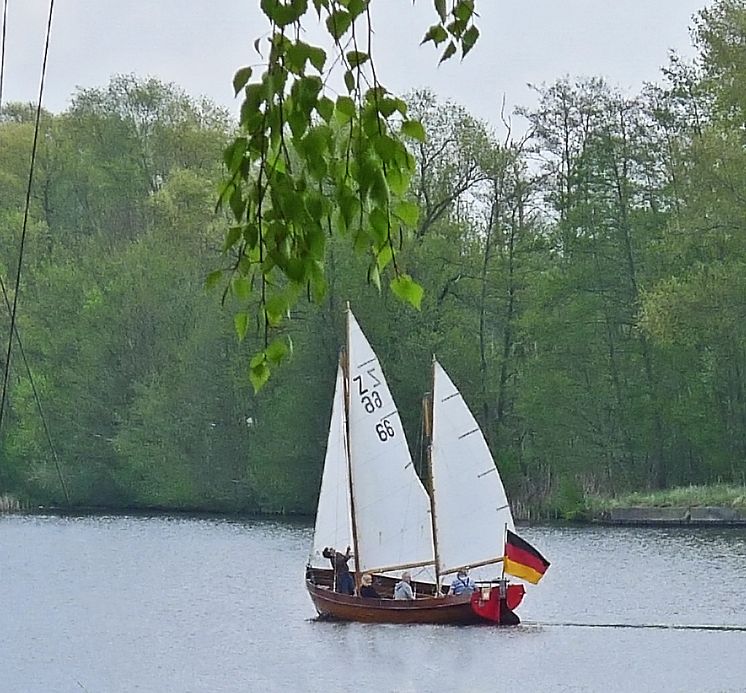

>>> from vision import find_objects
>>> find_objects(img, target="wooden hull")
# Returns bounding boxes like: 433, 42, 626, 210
306, 580, 522, 625
307, 581, 484, 624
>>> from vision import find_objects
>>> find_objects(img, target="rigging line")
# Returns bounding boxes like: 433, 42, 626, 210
0, 0, 56, 436
0, 275, 70, 504
0, 0, 7, 107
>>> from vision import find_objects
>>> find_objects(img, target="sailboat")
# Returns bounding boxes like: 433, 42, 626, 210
305, 308, 533, 625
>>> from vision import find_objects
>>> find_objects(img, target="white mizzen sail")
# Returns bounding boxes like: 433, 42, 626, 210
430, 360, 514, 578
346, 310, 435, 576
309, 364, 353, 569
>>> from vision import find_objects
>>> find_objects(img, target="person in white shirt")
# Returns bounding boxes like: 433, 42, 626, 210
393, 572, 414, 600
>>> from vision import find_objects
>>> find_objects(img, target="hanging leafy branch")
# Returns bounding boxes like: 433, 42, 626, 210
212, 0, 480, 390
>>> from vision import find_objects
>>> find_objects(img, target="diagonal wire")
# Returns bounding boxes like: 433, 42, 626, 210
0, 275, 69, 502
0, 0, 7, 108
0, 0, 55, 430
0, 0, 69, 504
0, 0, 58, 455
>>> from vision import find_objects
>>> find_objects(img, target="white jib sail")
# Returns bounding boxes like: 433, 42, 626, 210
346, 310, 435, 577
430, 360, 514, 580
309, 364, 353, 569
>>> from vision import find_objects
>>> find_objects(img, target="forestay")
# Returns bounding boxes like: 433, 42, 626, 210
346, 310, 435, 576
309, 364, 353, 569
430, 360, 514, 578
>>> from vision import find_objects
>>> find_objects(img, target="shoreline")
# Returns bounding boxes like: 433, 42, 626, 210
589, 506, 746, 526
3, 503, 746, 527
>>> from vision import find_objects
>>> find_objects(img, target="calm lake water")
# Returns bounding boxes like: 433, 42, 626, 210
1, 514, 745, 693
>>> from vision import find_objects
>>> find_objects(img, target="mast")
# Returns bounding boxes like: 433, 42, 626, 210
343, 304, 361, 584
426, 355, 442, 593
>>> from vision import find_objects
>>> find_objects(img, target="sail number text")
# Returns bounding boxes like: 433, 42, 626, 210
375, 420, 395, 442
354, 372, 383, 413
354, 370, 395, 442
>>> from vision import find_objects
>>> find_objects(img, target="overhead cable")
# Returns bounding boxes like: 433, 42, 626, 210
0, 0, 56, 435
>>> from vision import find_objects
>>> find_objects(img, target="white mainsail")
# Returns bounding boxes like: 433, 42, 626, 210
346, 310, 435, 576
430, 360, 514, 579
309, 364, 353, 569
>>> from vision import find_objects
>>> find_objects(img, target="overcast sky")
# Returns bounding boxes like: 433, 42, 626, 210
4, 0, 712, 128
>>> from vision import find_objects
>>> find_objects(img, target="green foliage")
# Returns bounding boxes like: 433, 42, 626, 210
695, 0, 746, 125
589, 485, 746, 511
548, 477, 588, 521
219, 0, 483, 389
5, 0, 746, 518
390, 274, 424, 309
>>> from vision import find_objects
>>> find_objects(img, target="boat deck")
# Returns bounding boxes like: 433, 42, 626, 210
306, 567, 440, 598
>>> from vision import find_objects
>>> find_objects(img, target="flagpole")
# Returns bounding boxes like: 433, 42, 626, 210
501, 522, 507, 582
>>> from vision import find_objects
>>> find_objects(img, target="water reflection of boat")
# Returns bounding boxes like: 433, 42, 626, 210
305, 307, 537, 625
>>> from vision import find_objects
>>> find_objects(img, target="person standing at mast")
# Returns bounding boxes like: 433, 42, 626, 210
322, 546, 355, 594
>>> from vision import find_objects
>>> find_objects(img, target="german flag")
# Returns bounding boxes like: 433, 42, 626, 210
503, 529, 550, 584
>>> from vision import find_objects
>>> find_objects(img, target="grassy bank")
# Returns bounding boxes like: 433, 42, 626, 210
586, 484, 746, 514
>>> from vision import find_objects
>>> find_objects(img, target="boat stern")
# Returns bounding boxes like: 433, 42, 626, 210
469, 582, 525, 625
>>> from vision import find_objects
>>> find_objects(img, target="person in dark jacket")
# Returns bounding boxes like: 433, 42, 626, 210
322, 546, 355, 595
358, 573, 380, 598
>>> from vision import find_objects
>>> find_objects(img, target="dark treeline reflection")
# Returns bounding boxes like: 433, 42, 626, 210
2, 2, 746, 516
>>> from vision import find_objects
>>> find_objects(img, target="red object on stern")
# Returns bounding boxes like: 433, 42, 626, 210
507, 583, 525, 611
469, 583, 525, 624
470, 587, 501, 622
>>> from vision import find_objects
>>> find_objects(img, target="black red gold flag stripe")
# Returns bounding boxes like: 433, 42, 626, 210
503, 529, 550, 584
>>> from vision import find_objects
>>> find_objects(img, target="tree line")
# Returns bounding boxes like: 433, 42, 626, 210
1, 1, 745, 516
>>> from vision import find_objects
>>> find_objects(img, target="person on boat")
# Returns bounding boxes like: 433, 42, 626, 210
358, 573, 380, 599
393, 572, 414, 600
449, 570, 477, 596
322, 546, 355, 595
